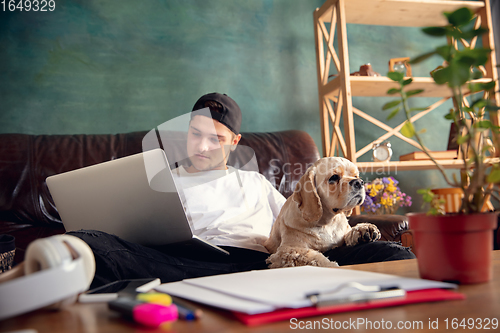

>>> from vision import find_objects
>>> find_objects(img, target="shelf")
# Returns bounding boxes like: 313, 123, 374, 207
322, 76, 493, 98
316, 0, 485, 27
313, 0, 499, 163
356, 157, 500, 172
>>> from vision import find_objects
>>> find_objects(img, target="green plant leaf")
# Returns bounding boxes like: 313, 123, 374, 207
469, 81, 496, 93
445, 62, 471, 87
486, 104, 500, 112
445, 27, 465, 40
402, 78, 413, 86
406, 89, 424, 97
456, 134, 470, 145
474, 120, 492, 129
444, 7, 473, 27
431, 67, 450, 85
471, 99, 488, 109
382, 100, 401, 110
487, 168, 500, 183
387, 107, 401, 120
422, 27, 447, 36
400, 121, 416, 138
480, 81, 496, 91
387, 71, 404, 82
387, 88, 400, 95
457, 48, 491, 67
436, 45, 453, 62
458, 27, 488, 40
417, 188, 434, 202
444, 113, 454, 120
409, 51, 437, 65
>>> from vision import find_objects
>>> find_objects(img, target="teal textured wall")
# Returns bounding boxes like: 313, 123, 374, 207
0, 0, 324, 136
1, 0, 494, 213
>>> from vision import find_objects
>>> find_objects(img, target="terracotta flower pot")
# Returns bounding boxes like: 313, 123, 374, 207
407, 212, 498, 284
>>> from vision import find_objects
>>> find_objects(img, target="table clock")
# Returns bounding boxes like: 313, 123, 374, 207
372, 142, 392, 162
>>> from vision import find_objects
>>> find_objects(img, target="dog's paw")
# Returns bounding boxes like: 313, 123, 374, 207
345, 223, 381, 246
325, 260, 339, 268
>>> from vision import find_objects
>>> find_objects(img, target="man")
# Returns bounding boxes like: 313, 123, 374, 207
69, 93, 414, 288
169, 93, 286, 254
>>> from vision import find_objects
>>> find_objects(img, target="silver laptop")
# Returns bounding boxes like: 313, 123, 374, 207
46, 148, 230, 256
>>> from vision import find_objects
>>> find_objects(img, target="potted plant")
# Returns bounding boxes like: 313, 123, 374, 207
383, 7, 499, 283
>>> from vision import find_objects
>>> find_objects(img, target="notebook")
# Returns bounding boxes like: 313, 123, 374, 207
155, 266, 464, 326
46, 148, 229, 255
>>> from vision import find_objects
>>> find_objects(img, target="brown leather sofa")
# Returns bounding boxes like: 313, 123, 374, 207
0, 130, 411, 264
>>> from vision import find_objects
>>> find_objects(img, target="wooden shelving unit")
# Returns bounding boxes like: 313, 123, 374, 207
313, 0, 500, 172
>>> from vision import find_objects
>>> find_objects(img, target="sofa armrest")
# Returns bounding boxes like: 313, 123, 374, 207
348, 214, 409, 243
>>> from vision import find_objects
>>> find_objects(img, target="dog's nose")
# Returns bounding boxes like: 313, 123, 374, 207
349, 178, 364, 190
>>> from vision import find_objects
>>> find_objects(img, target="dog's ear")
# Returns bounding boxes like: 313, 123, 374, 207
292, 165, 322, 223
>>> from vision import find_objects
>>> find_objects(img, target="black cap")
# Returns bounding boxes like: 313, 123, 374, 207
192, 93, 242, 135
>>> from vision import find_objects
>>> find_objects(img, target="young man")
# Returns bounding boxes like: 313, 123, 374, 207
69, 93, 414, 288
169, 93, 287, 254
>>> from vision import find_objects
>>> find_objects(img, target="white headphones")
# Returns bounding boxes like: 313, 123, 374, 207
0, 235, 95, 321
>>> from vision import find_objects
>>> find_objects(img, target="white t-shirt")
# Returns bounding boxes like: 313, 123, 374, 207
172, 166, 286, 253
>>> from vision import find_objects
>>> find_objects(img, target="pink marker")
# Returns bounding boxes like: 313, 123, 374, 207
108, 298, 178, 327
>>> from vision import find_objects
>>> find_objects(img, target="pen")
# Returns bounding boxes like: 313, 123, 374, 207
136, 292, 172, 306
108, 297, 178, 327
312, 288, 406, 308
172, 297, 203, 320
137, 292, 202, 320
306, 282, 405, 308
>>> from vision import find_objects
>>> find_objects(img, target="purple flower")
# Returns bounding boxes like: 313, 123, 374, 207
362, 177, 412, 213
361, 196, 374, 212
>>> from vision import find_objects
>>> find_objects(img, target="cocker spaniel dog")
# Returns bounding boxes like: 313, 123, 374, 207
264, 157, 380, 268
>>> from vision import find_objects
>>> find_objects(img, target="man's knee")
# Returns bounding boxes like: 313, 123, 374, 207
66, 230, 117, 253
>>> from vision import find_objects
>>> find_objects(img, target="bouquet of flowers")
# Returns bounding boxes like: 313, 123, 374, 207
361, 177, 412, 215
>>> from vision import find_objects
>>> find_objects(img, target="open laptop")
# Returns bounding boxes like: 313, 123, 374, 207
46, 148, 230, 256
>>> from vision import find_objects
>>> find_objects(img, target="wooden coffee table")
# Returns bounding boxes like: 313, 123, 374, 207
2, 251, 499, 333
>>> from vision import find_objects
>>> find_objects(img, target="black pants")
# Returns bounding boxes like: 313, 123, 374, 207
68, 230, 415, 289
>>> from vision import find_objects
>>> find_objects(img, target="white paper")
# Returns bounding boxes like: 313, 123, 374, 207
155, 281, 275, 314
156, 266, 457, 314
